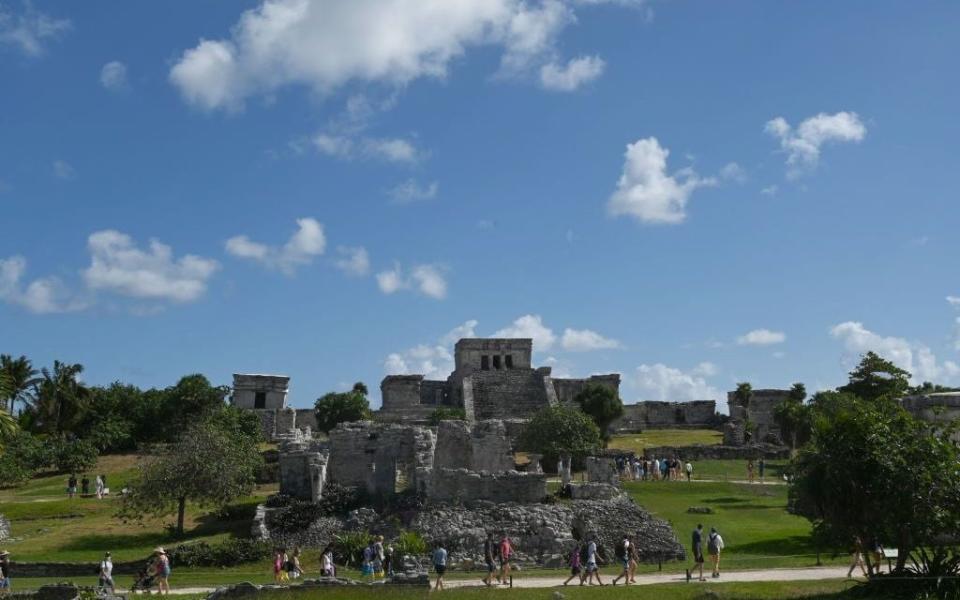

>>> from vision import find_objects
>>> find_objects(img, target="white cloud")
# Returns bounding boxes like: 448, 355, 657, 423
53, 160, 75, 180
761, 185, 778, 196
375, 262, 447, 299
737, 328, 786, 346
312, 133, 421, 163
225, 217, 326, 275
719, 162, 746, 183
691, 361, 718, 377
388, 179, 438, 204
946, 296, 960, 307
830, 321, 960, 384
765, 111, 866, 178
0, 255, 83, 314
495, 314, 556, 351
0, 3, 70, 57
333, 246, 370, 277
633, 363, 722, 404
607, 137, 716, 224
168, 0, 609, 111
384, 319, 478, 380
83, 230, 220, 303
561, 328, 620, 351
539, 55, 605, 91
100, 61, 128, 91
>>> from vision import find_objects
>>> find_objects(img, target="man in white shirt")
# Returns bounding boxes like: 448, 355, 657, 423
98, 551, 114, 594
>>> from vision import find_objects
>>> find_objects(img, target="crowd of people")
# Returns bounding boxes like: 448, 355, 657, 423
616, 455, 694, 482
65, 473, 108, 499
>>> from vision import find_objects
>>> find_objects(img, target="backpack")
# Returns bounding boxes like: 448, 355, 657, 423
363, 546, 375, 563
579, 544, 589, 563
707, 534, 719, 554
615, 541, 627, 559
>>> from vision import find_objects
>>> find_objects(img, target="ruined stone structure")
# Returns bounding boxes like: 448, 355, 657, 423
327, 421, 437, 497
611, 400, 718, 432
378, 338, 620, 426
231, 374, 316, 441
900, 392, 960, 442
727, 388, 789, 444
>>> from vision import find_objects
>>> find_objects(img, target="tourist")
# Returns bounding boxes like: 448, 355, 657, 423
432, 541, 447, 591
747, 460, 755, 484
847, 536, 867, 578
628, 536, 639, 583
869, 537, 884, 576
361, 540, 376, 580
652, 458, 660, 481
691, 524, 705, 581
0, 550, 10, 593
67, 474, 78, 498
273, 549, 284, 583
611, 535, 631, 585
685, 461, 693, 482
81, 475, 90, 496
320, 546, 335, 577
707, 528, 724, 578
562, 543, 583, 586
660, 458, 668, 481
499, 534, 513, 584
482, 534, 498, 587
98, 551, 114, 594
584, 535, 604, 585
373, 535, 385, 579
384, 543, 394, 578
634, 458, 642, 481
153, 547, 171, 594
288, 547, 303, 579
758, 458, 765, 483
95, 475, 105, 499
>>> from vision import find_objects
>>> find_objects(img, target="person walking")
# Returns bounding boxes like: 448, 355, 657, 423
98, 552, 114, 594
482, 534, 498, 587
707, 528, 724, 578
153, 547, 171, 594
747, 460, 755, 484
273, 549, 284, 583
361, 540, 375, 581
847, 536, 867, 578
432, 541, 448, 591
758, 458, 766, 483
628, 536, 639, 583
498, 534, 513, 585
320, 546, 335, 577
584, 535, 604, 586
690, 524, 705, 581
67, 474, 78, 499
288, 547, 303, 579
373, 536, 385, 579
95, 475, 105, 500
384, 543, 394, 578
611, 536, 631, 585
562, 543, 583, 586
685, 461, 693, 482
0, 550, 11, 593
81, 475, 90, 496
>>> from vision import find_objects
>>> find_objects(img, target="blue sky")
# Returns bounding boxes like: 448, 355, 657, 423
2, 0, 959, 411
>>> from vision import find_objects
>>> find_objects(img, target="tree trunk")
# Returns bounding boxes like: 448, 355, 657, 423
176, 496, 187, 536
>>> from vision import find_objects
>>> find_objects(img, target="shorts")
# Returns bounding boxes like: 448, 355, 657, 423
486, 561, 495, 573
434, 564, 446, 576
570, 566, 582, 576
621, 558, 629, 569
586, 562, 597, 573
99, 576, 114, 588
694, 550, 704, 564
68, 487, 77, 494
0, 578, 9, 589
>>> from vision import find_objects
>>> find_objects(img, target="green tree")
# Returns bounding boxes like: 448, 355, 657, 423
574, 384, 624, 446
837, 351, 911, 402
162, 374, 231, 438
118, 418, 262, 535
0, 354, 39, 416
427, 407, 466, 426
519, 406, 601, 460
909, 381, 960, 395
733, 382, 753, 407
314, 385, 371, 433
0, 372, 18, 446
774, 382, 811, 454
789, 393, 960, 573
26, 361, 90, 435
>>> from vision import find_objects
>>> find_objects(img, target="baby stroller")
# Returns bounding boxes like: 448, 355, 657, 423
130, 567, 157, 594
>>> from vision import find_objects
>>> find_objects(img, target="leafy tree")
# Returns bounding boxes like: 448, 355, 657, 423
118, 418, 262, 535
161, 374, 231, 438
351, 381, 369, 396
909, 381, 960, 395
519, 406, 601, 461
314, 385, 371, 433
52, 437, 99, 474
733, 382, 753, 407
574, 384, 624, 446
790, 393, 960, 573
1, 354, 39, 416
427, 407, 466, 426
775, 382, 812, 454
25, 361, 90, 435
0, 372, 17, 445
837, 351, 911, 402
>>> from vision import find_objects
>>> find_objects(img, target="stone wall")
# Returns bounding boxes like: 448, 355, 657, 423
728, 389, 788, 443
900, 393, 960, 442
433, 420, 515, 473
468, 369, 552, 420
279, 446, 328, 502
377, 376, 452, 424
552, 374, 622, 406
327, 421, 436, 496
611, 400, 717, 432
643, 443, 789, 460
232, 374, 289, 409
585, 456, 620, 485
428, 468, 548, 504
253, 407, 315, 441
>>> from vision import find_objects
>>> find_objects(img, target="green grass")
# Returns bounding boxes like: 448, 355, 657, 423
609, 429, 723, 454
0, 453, 276, 563
625, 479, 839, 570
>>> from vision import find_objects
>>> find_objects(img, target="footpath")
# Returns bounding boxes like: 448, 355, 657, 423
157, 566, 852, 595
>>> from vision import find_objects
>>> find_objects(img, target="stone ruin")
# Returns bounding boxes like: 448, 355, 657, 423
231, 374, 317, 442
610, 400, 718, 433
900, 392, 960, 443
726, 388, 789, 445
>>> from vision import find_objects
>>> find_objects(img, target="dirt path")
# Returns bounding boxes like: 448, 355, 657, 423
151, 566, 854, 594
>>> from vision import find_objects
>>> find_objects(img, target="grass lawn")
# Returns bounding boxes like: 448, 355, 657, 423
609, 429, 723, 454
625, 479, 839, 570
0, 453, 277, 563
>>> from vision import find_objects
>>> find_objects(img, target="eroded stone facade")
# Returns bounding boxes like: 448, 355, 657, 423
611, 400, 718, 432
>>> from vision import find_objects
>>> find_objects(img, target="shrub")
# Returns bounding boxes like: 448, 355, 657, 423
167, 538, 272, 567
427, 408, 466, 426
0, 452, 33, 487
333, 531, 371, 567
393, 530, 427, 557
53, 438, 99, 474
265, 500, 325, 532
315, 483, 366, 515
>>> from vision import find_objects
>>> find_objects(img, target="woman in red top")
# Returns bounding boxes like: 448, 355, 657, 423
498, 536, 513, 585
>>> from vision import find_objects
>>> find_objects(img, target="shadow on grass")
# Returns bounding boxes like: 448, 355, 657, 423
731, 535, 817, 556
702, 497, 748, 504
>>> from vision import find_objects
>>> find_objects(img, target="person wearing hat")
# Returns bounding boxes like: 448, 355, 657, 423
0, 550, 11, 592
153, 547, 170, 594
98, 552, 114, 594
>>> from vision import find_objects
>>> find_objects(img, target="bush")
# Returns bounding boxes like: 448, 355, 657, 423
167, 538, 272, 567
0, 452, 33, 487
53, 438, 99, 474
333, 531, 370, 567
265, 500, 325, 532
315, 483, 366, 515
393, 530, 427, 557
427, 408, 466, 426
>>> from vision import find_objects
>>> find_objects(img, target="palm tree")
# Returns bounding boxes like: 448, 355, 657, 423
30, 361, 90, 435
0, 372, 19, 445
1, 354, 39, 416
